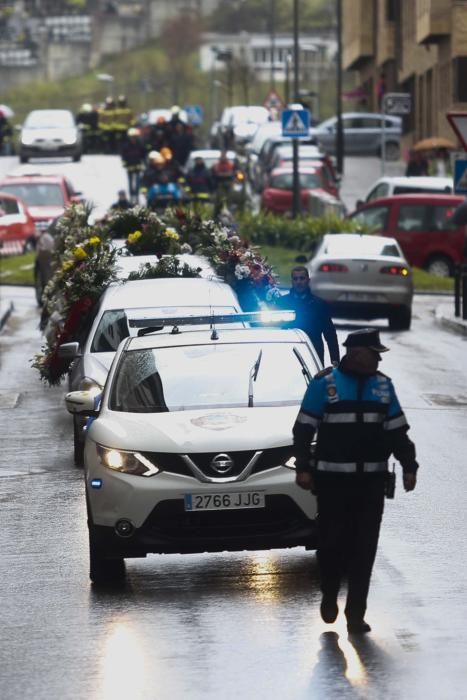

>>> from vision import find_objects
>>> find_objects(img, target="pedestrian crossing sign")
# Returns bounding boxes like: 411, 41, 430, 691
454, 158, 467, 193
281, 108, 310, 138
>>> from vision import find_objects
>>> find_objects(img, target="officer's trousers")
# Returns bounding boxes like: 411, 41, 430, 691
315, 473, 385, 622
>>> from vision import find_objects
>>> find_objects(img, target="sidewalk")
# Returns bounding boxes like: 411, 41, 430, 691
435, 300, 467, 337
0, 294, 14, 331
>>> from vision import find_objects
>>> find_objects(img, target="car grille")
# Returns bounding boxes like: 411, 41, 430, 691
143, 495, 309, 539
141, 445, 294, 480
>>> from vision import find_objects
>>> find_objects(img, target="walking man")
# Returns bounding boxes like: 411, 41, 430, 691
276, 266, 339, 365
292, 328, 418, 633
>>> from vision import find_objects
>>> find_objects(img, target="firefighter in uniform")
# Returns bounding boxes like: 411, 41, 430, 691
99, 97, 117, 154
293, 328, 418, 634
120, 127, 147, 203
114, 95, 134, 151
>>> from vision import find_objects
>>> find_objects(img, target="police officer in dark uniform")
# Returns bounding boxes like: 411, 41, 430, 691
292, 328, 418, 634
275, 266, 339, 366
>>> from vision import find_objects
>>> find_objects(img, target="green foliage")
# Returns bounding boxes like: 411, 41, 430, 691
236, 211, 362, 251
127, 257, 202, 281
209, 0, 334, 32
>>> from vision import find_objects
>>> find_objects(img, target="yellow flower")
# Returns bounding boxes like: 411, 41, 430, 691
73, 246, 87, 260
61, 260, 75, 272
164, 227, 179, 240
127, 230, 143, 244
89, 236, 101, 246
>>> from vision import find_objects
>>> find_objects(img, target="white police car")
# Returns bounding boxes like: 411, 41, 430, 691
65, 312, 322, 584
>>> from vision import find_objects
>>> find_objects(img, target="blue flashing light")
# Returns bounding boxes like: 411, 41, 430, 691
90, 478, 103, 489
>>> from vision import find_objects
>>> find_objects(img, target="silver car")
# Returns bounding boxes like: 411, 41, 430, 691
306, 233, 413, 330
19, 109, 82, 162
314, 112, 401, 160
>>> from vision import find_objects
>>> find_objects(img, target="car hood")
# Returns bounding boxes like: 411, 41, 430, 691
90, 406, 300, 452
23, 127, 77, 140
28, 205, 65, 220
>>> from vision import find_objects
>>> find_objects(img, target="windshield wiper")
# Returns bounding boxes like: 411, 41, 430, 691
293, 346, 312, 385
248, 349, 263, 407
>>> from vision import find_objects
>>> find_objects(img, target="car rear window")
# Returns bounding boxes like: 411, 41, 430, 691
270, 172, 320, 190
325, 236, 401, 257
0, 183, 64, 207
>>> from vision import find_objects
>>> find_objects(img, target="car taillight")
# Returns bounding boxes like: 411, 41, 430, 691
319, 263, 348, 272
380, 265, 409, 276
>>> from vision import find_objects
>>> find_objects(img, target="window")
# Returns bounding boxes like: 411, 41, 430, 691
430, 205, 459, 232
396, 205, 427, 232
351, 205, 390, 232
453, 57, 467, 102
367, 183, 389, 201
270, 172, 320, 190
0, 197, 19, 214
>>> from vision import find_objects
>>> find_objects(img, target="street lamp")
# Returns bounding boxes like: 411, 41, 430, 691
335, 0, 344, 175
292, 0, 300, 218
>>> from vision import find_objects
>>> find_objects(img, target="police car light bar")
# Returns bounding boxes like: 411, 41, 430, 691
128, 310, 295, 329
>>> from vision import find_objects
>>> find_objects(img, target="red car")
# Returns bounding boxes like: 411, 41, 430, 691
347, 193, 465, 276
260, 165, 341, 215
0, 172, 83, 241
0, 191, 36, 253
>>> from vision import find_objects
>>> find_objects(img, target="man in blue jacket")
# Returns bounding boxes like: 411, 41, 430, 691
293, 328, 418, 634
276, 266, 339, 365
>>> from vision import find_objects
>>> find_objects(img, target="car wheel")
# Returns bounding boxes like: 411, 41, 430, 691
19, 153, 28, 164
388, 306, 412, 331
89, 528, 126, 586
425, 255, 452, 277
73, 416, 85, 467
382, 142, 400, 161
73, 151, 81, 162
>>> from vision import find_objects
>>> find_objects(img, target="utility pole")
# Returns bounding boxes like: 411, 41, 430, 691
292, 0, 300, 218
270, 0, 276, 90
336, 0, 344, 175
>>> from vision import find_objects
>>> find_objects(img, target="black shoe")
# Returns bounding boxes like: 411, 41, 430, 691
347, 619, 371, 634
320, 595, 338, 623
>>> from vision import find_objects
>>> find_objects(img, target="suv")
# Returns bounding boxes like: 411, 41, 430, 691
64, 315, 321, 584
348, 193, 465, 276
357, 175, 453, 209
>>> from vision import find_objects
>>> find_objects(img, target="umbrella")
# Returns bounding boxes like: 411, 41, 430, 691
413, 136, 456, 152
0, 104, 14, 119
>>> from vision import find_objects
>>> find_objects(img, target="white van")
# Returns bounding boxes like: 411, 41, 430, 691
357, 175, 453, 208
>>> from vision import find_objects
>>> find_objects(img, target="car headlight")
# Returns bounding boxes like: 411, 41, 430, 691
21, 134, 35, 146
97, 444, 160, 477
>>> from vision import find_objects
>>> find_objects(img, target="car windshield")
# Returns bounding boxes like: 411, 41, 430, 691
0, 182, 64, 207
325, 237, 401, 257
90, 306, 239, 353
270, 172, 320, 190
24, 110, 75, 129
0, 197, 20, 215
109, 342, 313, 412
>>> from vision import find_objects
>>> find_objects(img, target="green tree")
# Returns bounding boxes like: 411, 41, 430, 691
209, 0, 335, 33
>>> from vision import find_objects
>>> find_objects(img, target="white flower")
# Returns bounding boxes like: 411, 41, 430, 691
212, 228, 228, 244
180, 243, 193, 254
234, 264, 251, 280
266, 286, 282, 302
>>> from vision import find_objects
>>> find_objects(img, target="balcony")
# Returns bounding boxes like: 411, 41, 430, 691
342, 0, 374, 70
416, 0, 451, 45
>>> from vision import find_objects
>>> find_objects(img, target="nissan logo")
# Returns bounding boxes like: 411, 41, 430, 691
210, 453, 234, 474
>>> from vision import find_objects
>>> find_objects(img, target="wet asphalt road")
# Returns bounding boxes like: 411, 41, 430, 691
1, 283, 466, 700
0, 154, 466, 699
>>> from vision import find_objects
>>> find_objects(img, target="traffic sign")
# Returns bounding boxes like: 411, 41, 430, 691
447, 112, 467, 150
263, 89, 284, 113
454, 159, 467, 193
281, 108, 310, 138
383, 92, 411, 115
184, 104, 204, 126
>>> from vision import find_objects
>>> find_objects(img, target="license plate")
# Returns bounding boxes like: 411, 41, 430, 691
339, 292, 386, 302
184, 491, 265, 511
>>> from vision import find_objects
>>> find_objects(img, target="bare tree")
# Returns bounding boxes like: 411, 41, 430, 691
159, 12, 202, 104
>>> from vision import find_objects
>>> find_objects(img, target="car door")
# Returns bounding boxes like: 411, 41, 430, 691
392, 202, 430, 267
358, 116, 383, 153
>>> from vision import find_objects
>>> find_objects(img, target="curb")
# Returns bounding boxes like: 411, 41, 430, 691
0, 301, 14, 331
434, 306, 467, 337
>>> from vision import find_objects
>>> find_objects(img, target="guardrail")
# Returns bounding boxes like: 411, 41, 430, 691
454, 263, 467, 320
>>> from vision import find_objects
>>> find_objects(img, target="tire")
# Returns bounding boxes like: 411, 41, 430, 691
382, 142, 400, 161
388, 306, 412, 331
73, 151, 81, 162
425, 255, 452, 277
19, 153, 28, 164
73, 415, 85, 468
89, 527, 126, 586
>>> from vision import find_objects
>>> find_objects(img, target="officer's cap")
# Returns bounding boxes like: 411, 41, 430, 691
342, 328, 389, 353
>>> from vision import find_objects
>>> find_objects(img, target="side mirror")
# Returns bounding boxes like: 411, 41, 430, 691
65, 390, 99, 416
58, 341, 80, 359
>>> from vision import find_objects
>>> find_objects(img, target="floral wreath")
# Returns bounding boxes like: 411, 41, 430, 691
32, 205, 279, 385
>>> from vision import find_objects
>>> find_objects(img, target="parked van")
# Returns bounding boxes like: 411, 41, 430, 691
357, 175, 453, 209
348, 193, 465, 276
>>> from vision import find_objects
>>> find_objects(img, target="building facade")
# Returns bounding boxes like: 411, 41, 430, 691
342, 0, 467, 151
